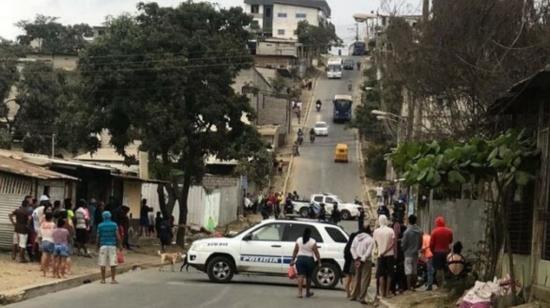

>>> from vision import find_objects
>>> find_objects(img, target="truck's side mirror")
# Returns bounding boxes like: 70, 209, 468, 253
243, 234, 252, 241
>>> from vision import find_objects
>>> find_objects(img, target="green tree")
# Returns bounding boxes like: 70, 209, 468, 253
296, 20, 342, 55
388, 131, 538, 291
16, 15, 92, 54
79, 2, 262, 246
0, 40, 21, 146
14, 62, 95, 154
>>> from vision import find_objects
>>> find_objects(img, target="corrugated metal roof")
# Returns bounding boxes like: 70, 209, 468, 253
0, 156, 78, 181
244, 0, 331, 17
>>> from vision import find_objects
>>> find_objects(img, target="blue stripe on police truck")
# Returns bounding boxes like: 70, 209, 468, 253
240, 255, 294, 264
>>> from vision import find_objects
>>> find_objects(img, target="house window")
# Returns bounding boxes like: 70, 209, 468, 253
508, 183, 534, 255
296, 13, 307, 19
251, 5, 259, 14
277, 29, 285, 36
264, 7, 272, 18
277, 12, 287, 18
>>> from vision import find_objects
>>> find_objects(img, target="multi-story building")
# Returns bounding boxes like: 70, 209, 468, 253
244, 0, 331, 39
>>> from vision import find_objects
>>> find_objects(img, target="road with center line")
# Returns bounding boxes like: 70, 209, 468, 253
288, 56, 365, 227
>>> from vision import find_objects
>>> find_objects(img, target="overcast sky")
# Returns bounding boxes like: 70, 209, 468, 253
0, 0, 421, 43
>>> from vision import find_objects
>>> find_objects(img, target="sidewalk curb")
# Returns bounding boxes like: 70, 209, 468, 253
0, 259, 161, 305
282, 71, 321, 195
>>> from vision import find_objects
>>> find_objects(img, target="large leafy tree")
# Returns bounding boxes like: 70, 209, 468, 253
296, 20, 342, 55
0, 40, 21, 141
79, 2, 264, 246
14, 62, 95, 154
16, 15, 92, 54
378, 0, 550, 137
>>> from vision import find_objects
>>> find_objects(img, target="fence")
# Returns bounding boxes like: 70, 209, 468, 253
141, 180, 242, 230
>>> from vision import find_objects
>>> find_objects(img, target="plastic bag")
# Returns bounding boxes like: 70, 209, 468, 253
288, 265, 297, 279
117, 249, 125, 264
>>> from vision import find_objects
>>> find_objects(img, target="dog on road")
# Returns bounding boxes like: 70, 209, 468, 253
158, 251, 185, 272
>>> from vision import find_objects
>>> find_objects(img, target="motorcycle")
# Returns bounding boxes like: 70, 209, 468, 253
348, 83, 353, 91
315, 100, 322, 112
310, 134, 315, 143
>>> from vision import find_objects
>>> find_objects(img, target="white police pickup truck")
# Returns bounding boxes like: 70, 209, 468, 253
187, 219, 348, 289
292, 193, 362, 220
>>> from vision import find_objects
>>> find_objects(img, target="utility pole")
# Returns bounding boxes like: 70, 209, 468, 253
51, 133, 55, 158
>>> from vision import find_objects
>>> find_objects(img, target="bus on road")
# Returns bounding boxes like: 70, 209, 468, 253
333, 95, 353, 122
327, 57, 343, 79
349, 41, 367, 56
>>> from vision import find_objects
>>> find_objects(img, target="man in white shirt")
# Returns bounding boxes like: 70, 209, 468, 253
350, 224, 375, 304
373, 215, 395, 298
375, 184, 384, 203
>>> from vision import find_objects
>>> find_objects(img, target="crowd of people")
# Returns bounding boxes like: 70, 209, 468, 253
289, 212, 465, 304
244, 191, 301, 219
8, 195, 177, 281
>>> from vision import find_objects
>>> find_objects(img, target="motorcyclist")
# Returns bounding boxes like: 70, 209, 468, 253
297, 128, 304, 145
348, 82, 353, 91
315, 99, 322, 111
309, 128, 316, 143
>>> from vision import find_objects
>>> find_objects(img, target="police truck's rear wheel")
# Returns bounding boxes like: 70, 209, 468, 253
207, 256, 234, 283
313, 262, 340, 289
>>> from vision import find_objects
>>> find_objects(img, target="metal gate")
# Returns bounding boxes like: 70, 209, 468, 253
0, 173, 33, 249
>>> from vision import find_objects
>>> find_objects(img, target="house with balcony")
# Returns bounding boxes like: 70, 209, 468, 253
244, 0, 331, 39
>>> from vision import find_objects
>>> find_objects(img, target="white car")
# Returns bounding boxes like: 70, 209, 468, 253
187, 219, 349, 289
313, 121, 329, 136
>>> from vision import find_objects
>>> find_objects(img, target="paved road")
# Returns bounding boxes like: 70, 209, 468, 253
288, 56, 365, 210
10, 268, 371, 308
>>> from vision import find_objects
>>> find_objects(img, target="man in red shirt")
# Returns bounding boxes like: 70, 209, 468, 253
429, 216, 453, 287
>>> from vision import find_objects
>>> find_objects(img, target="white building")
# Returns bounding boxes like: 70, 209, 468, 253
244, 0, 331, 39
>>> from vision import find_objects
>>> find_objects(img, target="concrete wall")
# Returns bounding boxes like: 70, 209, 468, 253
123, 180, 142, 219
536, 260, 550, 288
257, 41, 299, 57
418, 199, 486, 257
254, 55, 297, 69
272, 4, 320, 39
141, 177, 242, 229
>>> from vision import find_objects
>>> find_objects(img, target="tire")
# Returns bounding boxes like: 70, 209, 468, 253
340, 210, 351, 220
313, 262, 341, 289
299, 207, 309, 218
207, 256, 234, 283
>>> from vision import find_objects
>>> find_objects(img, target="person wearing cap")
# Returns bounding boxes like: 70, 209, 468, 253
97, 211, 121, 284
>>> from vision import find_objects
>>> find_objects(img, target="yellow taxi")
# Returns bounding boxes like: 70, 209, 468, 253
334, 143, 349, 163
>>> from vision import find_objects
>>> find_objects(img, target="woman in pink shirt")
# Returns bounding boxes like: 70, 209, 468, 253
39, 212, 56, 276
